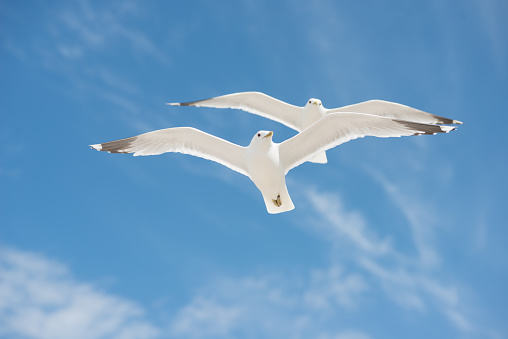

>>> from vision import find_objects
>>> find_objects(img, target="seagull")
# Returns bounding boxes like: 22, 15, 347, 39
90, 113, 457, 214
167, 91, 462, 164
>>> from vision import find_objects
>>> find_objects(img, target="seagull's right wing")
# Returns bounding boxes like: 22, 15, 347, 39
279, 113, 456, 174
168, 92, 302, 131
90, 127, 249, 177
326, 100, 463, 125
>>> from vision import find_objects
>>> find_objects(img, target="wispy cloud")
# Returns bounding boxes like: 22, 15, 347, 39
303, 187, 394, 256
366, 169, 441, 268
0, 247, 159, 339
333, 330, 372, 339
2, 0, 169, 125
170, 297, 242, 338
0, 185, 486, 338
304, 266, 368, 310
168, 271, 370, 339
298, 180, 480, 335
164, 175, 493, 337
52, 0, 169, 65
3, 246, 368, 339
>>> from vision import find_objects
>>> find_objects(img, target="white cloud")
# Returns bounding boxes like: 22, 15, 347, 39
358, 257, 426, 312
304, 266, 368, 310
445, 308, 473, 333
366, 169, 441, 268
303, 187, 393, 256
163, 180, 479, 337
2, 0, 168, 118
333, 330, 372, 339
52, 0, 169, 65
0, 184, 479, 339
168, 270, 369, 339
170, 297, 242, 338
296, 180, 479, 334
0, 247, 159, 339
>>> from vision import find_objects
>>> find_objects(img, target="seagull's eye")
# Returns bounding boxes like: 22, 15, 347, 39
257, 133, 261, 137
309, 100, 311, 104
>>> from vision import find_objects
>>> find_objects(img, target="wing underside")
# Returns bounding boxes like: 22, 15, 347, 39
280, 113, 456, 173
327, 100, 463, 125
91, 127, 248, 176
168, 92, 302, 131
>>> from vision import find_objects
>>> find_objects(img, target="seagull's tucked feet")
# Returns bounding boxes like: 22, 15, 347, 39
272, 194, 282, 207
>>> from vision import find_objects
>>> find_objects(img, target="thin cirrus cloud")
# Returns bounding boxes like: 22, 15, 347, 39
53, 0, 169, 65
302, 186, 394, 256
165, 180, 481, 337
165, 181, 469, 337
367, 169, 442, 268
161, 179, 486, 338
0, 247, 159, 339
294, 181, 478, 334
168, 269, 370, 339
0, 245, 372, 339
2, 0, 166, 121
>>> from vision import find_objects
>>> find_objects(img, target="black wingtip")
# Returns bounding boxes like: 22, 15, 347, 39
437, 117, 464, 125
397, 120, 457, 135
168, 98, 212, 107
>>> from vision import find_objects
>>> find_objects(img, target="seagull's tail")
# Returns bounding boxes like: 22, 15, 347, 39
262, 190, 295, 214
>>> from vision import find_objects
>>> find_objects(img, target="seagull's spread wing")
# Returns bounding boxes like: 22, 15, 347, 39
90, 127, 248, 176
279, 113, 456, 174
168, 92, 302, 131
326, 100, 463, 125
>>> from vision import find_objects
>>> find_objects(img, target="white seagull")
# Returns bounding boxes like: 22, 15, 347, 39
91, 113, 457, 214
168, 91, 462, 164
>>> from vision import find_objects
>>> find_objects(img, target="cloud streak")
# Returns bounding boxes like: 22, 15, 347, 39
299, 180, 479, 335
163, 177, 489, 337
53, 0, 169, 65
0, 247, 159, 339
2, 0, 169, 125
168, 270, 371, 339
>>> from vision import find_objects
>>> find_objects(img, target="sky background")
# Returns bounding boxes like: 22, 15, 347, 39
1, 0, 507, 338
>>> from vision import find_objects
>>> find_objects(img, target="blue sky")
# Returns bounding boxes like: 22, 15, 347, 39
1, 0, 507, 338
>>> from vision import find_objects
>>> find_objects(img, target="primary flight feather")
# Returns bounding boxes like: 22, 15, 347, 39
168, 91, 462, 164
91, 113, 457, 214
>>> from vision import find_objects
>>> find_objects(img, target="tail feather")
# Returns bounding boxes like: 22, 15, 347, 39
262, 192, 295, 214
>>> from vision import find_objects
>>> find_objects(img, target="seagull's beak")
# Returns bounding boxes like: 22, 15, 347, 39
264, 131, 273, 139
313, 102, 318, 106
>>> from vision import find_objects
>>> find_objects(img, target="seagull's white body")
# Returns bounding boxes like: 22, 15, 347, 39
91, 113, 456, 214
245, 132, 294, 213
168, 92, 463, 164
300, 99, 328, 163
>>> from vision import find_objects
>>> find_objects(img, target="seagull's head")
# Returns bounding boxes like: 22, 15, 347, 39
249, 130, 273, 147
306, 98, 322, 108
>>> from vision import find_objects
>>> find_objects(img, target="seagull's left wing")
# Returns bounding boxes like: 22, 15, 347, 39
326, 100, 463, 125
90, 127, 248, 176
168, 92, 302, 131
279, 113, 456, 174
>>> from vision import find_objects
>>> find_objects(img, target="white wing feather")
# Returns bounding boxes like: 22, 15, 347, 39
326, 100, 463, 125
168, 92, 302, 131
90, 127, 248, 176
279, 113, 456, 174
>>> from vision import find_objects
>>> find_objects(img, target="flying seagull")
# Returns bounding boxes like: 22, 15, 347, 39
168, 91, 462, 163
90, 113, 457, 214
